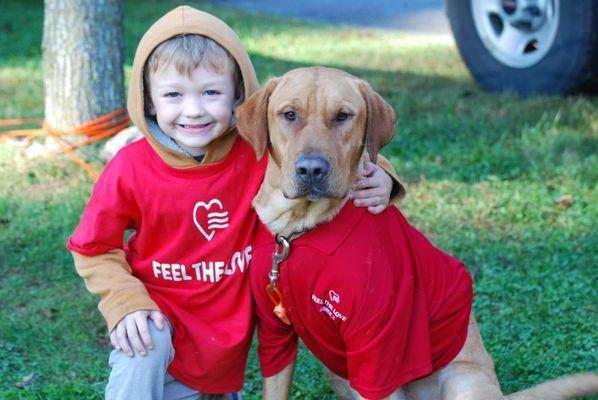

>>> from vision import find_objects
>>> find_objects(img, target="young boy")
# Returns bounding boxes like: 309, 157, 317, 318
68, 6, 401, 400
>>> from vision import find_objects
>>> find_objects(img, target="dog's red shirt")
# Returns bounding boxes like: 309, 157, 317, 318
250, 203, 473, 400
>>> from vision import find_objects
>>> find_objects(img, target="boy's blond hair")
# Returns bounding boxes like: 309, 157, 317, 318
144, 34, 244, 112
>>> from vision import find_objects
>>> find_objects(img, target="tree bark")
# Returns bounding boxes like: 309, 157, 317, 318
42, 0, 124, 131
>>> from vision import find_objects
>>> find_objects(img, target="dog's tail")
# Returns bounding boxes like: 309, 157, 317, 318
506, 373, 598, 400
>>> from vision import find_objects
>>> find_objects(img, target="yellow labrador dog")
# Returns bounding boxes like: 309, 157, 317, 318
236, 67, 598, 400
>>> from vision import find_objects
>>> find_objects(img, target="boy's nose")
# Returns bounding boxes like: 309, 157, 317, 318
183, 99, 205, 118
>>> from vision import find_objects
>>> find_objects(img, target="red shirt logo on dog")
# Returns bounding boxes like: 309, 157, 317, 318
312, 292, 347, 322
329, 290, 340, 303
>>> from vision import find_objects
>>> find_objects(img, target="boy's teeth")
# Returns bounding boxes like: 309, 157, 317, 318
183, 123, 208, 128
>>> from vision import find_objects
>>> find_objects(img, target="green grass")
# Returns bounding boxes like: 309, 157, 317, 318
1, 0, 597, 398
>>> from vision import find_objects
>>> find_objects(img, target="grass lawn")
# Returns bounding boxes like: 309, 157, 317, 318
1, 0, 597, 398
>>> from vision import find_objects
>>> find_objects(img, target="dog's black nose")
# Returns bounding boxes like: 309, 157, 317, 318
295, 155, 330, 183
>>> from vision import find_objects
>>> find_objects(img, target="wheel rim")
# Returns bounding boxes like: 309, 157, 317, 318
471, 0, 559, 68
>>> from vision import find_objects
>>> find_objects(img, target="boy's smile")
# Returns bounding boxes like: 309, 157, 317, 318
148, 64, 237, 157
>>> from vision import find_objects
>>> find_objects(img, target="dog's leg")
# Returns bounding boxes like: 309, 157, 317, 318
324, 367, 359, 400
323, 367, 408, 400
438, 314, 504, 400
403, 372, 440, 400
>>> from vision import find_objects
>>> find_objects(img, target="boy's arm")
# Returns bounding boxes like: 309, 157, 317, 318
351, 154, 404, 214
376, 154, 404, 203
262, 361, 295, 400
72, 249, 159, 332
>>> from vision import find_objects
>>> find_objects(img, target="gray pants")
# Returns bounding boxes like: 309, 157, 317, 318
105, 319, 242, 400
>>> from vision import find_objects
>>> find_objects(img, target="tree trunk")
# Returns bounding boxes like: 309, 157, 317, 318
42, 0, 124, 131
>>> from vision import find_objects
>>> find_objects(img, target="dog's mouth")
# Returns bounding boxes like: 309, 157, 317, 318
303, 185, 326, 202
285, 180, 349, 202
283, 182, 328, 201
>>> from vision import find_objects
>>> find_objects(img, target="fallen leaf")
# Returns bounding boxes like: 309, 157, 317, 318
15, 373, 34, 389
555, 194, 573, 208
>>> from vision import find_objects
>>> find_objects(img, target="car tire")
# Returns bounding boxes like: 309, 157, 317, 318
446, 0, 598, 95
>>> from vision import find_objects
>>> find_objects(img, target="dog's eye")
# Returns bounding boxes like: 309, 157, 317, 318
335, 112, 349, 122
283, 111, 296, 121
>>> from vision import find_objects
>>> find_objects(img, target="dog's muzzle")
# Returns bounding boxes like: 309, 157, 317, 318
295, 154, 330, 201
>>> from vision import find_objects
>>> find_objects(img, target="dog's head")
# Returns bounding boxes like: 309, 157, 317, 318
237, 67, 396, 201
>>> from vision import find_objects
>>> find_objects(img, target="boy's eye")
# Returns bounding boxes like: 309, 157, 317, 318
205, 90, 220, 96
164, 92, 180, 98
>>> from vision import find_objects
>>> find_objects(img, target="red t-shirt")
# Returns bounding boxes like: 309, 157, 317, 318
68, 136, 267, 393
250, 203, 473, 399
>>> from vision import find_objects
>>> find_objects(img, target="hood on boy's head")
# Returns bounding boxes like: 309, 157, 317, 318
128, 6, 259, 168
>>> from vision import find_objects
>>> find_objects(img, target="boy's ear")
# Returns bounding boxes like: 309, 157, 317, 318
142, 76, 156, 116
232, 95, 244, 110
144, 89, 156, 116
147, 101, 156, 116
236, 78, 280, 160
359, 81, 397, 162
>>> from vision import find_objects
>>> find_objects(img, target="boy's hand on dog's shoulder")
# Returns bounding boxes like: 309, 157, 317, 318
109, 310, 165, 357
350, 161, 392, 215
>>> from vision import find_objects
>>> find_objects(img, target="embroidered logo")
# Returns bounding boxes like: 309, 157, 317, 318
193, 199, 230, 241
312, 292, 348, 322
329, 290, 340, 303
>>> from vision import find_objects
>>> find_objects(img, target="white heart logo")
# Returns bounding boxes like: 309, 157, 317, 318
193, 199, 230, 241
329, 290, 340, 303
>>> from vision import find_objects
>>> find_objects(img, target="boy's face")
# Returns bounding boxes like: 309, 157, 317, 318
148, 64, 237, 156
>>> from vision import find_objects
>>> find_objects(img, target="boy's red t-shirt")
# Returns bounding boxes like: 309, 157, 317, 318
250, 203, 473, 400
68, 137, 267, 393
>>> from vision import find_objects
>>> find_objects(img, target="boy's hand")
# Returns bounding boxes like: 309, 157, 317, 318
109, 310, 165, 357
350, 161, 392, 215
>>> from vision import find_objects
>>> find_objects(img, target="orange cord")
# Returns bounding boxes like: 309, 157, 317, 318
0, 109, 130, 179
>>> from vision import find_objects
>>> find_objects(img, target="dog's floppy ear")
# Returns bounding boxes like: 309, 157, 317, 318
359, 81, 397, 162
236, 78, 280, 159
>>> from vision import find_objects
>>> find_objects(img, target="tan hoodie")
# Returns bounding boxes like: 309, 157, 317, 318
129, 5, 259, 167
71, 6, 402, 333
